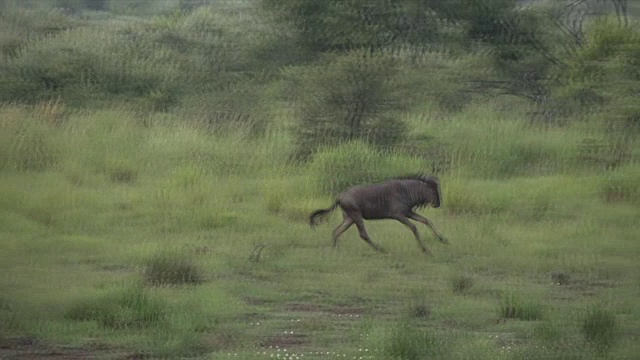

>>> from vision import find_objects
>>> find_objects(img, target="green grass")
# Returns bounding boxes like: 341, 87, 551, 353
0, 101, 639, 359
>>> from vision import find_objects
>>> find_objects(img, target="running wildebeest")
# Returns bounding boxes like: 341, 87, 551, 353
309, 175, 448, 254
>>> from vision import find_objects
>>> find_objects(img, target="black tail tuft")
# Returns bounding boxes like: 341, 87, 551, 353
309, 202, 338, 228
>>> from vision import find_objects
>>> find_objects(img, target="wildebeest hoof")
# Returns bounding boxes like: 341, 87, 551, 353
439, 237, 449, 244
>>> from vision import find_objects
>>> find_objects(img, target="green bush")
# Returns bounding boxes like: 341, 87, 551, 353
0, 16, 181, 106
66, 286, 166, 329
306, 141, 426, 195
559, 18, 640, 128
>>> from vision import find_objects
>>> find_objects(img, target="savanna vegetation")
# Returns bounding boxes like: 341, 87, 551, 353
1, 0, 639, 359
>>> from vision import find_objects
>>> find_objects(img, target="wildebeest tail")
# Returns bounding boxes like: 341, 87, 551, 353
309, 201, 338, 228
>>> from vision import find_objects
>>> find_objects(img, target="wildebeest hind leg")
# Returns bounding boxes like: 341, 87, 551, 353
394, 216, 430, 254
408, 211, 448, 244
332, 215, 354, 249
349, 212, 385, 253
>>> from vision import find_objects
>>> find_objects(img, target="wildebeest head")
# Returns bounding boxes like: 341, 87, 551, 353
405, 175, 441, 208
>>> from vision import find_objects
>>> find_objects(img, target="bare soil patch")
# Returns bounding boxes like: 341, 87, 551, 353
0, 337, 128, 360
260, 334, 308, 348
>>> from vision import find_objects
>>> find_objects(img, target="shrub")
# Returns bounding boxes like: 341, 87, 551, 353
66, 286, 166, 329
581, 306, 617, 353
144, 251, 204, 286
559, 18, 640, 128
289, 50, 408, 160
0, 17, 181, 106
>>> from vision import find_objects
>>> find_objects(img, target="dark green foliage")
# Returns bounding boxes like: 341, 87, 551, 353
459, 2, 558, 107
291, 51, 408, 160
429, 0, 519, 42
581, 306, 617, 353
560, 19, 640, 129
0, 25, 175, 105
0, 3, 267, 111
144, 251, 204, 286
261, 0, 441, 55
66, 286, 166, 329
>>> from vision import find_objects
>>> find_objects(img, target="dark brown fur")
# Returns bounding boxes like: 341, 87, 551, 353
309, 175, 447, 254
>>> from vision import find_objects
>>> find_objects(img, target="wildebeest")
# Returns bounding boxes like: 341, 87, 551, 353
309, 175, 448, 254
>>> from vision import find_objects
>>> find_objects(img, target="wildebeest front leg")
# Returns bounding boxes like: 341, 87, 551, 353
332, 215, 354, 249
394, 216, 431, 255
408, 211, 448, 244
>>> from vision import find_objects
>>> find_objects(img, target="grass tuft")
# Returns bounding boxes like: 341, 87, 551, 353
406, 299, 432, 319
382, 323, 445, 360
581, 306, 617, 353
451, 274, 474, 294
144, 251, 205, 286
600, 164, 640, 203
106, 158, 138, 184
499, 292, 543, 321
66, 286, 166, 329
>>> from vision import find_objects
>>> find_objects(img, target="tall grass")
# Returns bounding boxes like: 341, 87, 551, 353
306, 141, 427, 195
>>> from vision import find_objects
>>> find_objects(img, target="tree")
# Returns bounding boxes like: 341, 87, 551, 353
261, 0, 442, 58
289, 51, 407, 160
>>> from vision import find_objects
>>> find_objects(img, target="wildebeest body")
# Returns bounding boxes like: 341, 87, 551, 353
309, 175, 447, 254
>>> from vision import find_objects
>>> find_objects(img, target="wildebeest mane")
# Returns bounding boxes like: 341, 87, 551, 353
393, 173, 439, 184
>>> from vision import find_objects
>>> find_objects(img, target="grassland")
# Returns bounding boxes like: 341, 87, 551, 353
1, 1, 639, 359
1, 100, 639, 359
